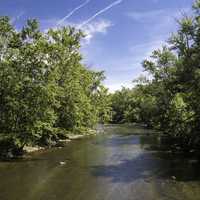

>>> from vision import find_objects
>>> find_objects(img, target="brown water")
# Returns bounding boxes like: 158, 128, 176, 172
0, 124, 200, 200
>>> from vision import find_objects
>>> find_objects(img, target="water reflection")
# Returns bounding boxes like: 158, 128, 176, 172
91, 150, 200, 183
91, 153, 160, 183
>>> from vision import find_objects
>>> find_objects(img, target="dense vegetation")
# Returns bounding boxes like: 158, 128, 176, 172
2, 1, 200, 158
111, 0, 200, 151
0, 17, 111, 157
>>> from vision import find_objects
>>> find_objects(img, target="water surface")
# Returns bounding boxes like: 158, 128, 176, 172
0, 124, 200, 200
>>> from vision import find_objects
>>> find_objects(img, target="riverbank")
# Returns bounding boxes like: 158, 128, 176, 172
0, 129, 98, 160
23, 129, 97, 154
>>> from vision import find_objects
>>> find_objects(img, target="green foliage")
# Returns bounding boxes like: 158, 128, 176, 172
0, 17, 111, 157
111, 0, 200, 151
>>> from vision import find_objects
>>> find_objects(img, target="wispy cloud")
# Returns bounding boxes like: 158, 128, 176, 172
57, 0, 91, 26
41, 18, 112, 44
126, 7, 191, 41
79, 0, 123, 28
127, 7, 190, 23
82, 20, 112, 43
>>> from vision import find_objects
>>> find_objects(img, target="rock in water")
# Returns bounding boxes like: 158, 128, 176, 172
59, 161, 66, 165
171, 176, 176, 180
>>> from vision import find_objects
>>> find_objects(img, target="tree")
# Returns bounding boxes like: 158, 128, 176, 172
0, 17, 111, 157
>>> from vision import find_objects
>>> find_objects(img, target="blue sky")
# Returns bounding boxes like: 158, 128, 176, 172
0, 0, 194, 91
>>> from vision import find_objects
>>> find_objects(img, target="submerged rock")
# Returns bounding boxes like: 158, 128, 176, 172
57, 139, 71, 147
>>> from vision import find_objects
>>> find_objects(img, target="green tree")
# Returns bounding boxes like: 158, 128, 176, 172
0, 17, 111, 157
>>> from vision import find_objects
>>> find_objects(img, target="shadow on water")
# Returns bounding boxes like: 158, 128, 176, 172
91, 152, 200, 183
91, 131, 200, 183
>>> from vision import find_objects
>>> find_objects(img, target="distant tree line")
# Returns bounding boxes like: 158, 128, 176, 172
111, 0, 200, 151
0, 17, 111, 157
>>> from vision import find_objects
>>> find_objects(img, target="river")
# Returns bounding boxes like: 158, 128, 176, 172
0, 124, 200, 200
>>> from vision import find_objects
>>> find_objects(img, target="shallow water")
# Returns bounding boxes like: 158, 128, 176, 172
0, 124, 200, 200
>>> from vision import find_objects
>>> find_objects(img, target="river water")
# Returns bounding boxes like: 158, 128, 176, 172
0, 124, 200, 200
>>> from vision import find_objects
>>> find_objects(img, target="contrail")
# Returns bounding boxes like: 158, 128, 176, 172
57, 0, 91, 26
78, 0, 123, 28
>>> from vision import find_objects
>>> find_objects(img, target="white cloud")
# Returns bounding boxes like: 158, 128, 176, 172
40, 18, 112, 44
81, 20, 112, 44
